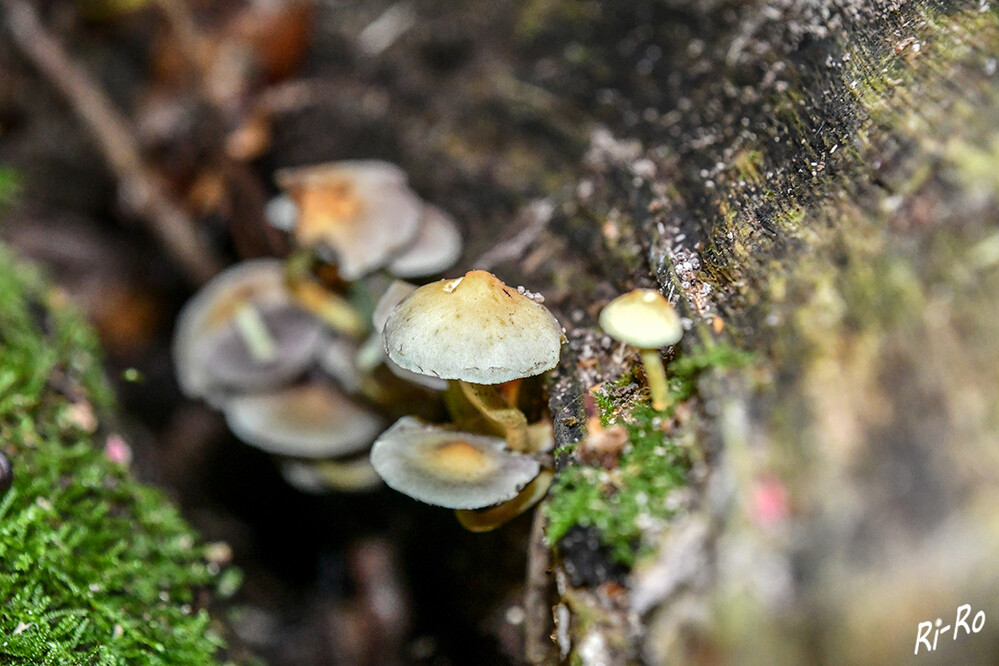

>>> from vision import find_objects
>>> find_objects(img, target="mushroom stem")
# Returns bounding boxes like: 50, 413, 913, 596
355, 333, 384, 372
454, 468, 554, 532
233, 303, 276, 363
284, 250, 367, 338
639, 348, 672, 411
445, 380, 530, 452
287, 277, 366, 338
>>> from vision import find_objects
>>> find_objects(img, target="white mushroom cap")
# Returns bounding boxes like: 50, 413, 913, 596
598, 288, 683, 349
275, 160, 422, 280
370, 417, 541, 509
382, 270, 563, 384
224, 382, 384, 458
173, 259, 322, 401
386, 204, 463, 278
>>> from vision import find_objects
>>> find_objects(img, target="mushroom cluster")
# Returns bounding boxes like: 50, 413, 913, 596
176, 162, 571, 532
173, 260, 389, 491
174, 161, 468, 494
369, 269, 563, 529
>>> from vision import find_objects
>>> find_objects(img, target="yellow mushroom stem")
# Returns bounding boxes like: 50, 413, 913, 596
444, 380, 530, 453
639, 347, 672, 411
455, 469, 554, 533
233, 303, 276, 363
286, 278, 366, 339
282, 250, 366, 338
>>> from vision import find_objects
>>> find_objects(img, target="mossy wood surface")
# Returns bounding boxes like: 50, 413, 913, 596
0, 247, 229, 664
507, 1, 999, 663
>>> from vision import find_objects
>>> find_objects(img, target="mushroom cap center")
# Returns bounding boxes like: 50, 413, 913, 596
295, 181, 365, 244
420, 439, 500, 481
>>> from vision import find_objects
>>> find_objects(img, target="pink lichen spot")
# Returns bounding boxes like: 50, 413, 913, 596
751, 474, 789, 528
104, 434, 133, 466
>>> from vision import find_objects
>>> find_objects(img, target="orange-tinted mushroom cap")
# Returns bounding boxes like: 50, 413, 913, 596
276, 160, 422, 280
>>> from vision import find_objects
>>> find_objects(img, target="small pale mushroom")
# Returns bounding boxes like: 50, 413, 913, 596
369, 417, 541, 509
202, 305, 324, 391
383, 270, 562, 384
599, 288, 683, 410
173, 259, 324, 403
382, 270, 563, 450
275, 160, 423, 280
223, 381, 384, 458
385, 204, 463, 279
279, 456, 383, 494
263, 193, 299, 231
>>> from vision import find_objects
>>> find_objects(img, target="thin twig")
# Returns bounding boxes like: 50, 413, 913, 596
1, 0, 223, 285
524, 505, 554, 664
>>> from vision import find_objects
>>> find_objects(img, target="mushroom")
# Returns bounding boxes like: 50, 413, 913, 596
223, 380, 384, 458
382, 270, 563, 450
369, 417, 541, 509
599, 288, 683, 410
279, 456, 382, 494
385, 204, 462, 279
173, 259, 325, 403
203, 305, 325, 391
275, 160, 423, 280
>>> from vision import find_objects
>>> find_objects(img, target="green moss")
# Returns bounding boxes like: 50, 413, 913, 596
591, 390, 616, 427
0, 167, 18, 205
0, 246, 227, 664
546, 341, 751, 566
668, 342, 754, 402
546, 404, 689, 566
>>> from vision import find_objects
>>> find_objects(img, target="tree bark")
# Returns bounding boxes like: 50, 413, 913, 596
501, 1, 999, 663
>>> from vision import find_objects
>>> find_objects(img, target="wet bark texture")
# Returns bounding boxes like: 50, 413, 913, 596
510, 1, 999, 663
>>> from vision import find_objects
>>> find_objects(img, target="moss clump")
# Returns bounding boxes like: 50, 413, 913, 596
0, 246, 227, 664
546, 404, 688, 566
546, 341, 752, 567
